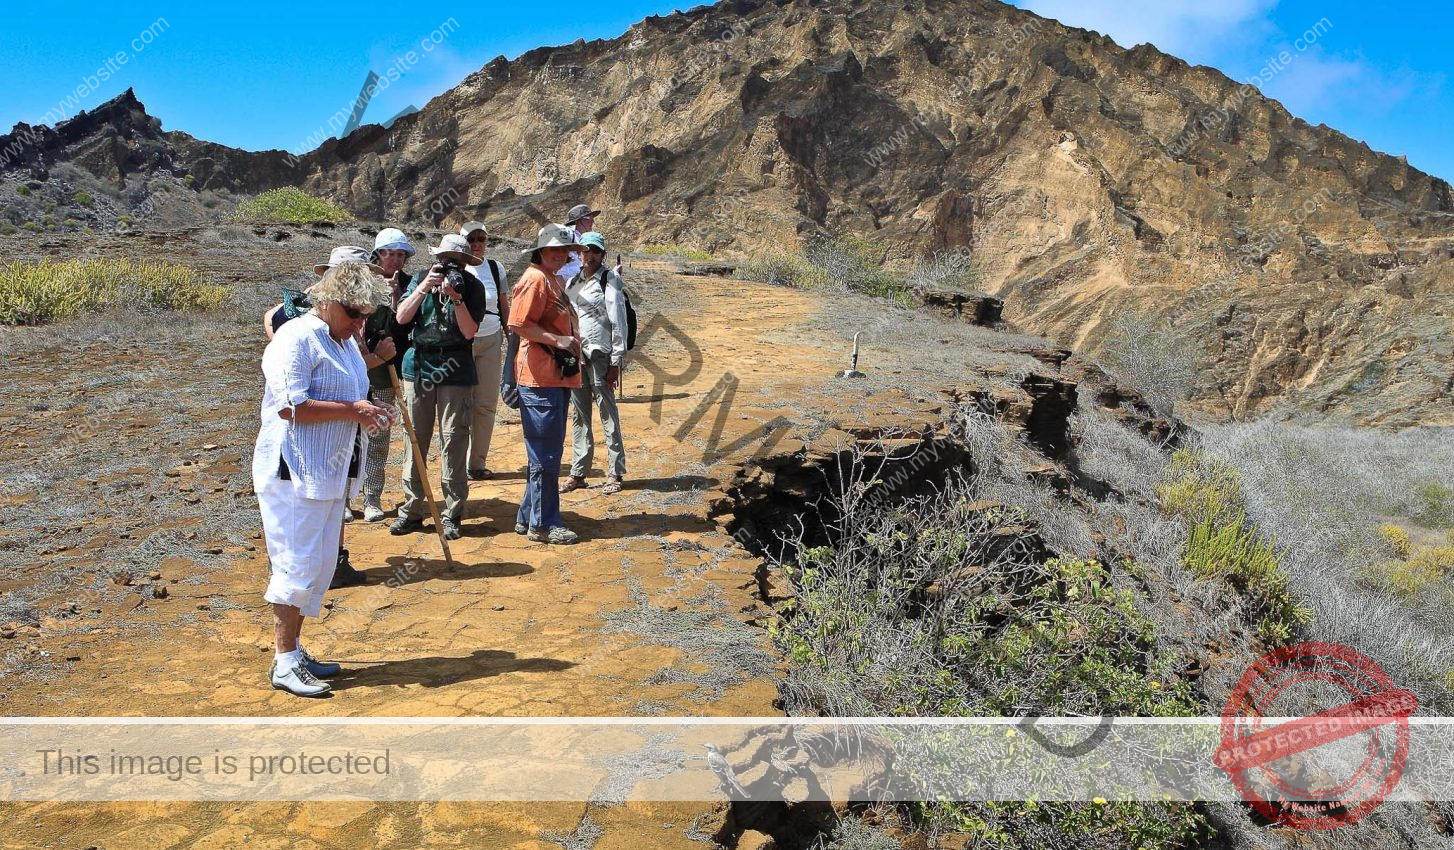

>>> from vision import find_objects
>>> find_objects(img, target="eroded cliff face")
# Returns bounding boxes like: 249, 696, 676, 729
6, 0, 1451, 424
294, 0, 1454, 426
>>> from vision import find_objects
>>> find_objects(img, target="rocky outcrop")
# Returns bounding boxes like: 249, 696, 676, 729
9, 0, 1453, 424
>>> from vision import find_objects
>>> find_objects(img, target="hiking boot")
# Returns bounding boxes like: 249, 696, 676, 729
528, 526, 579, 545
362, 501, 386, 523
514, 522, 528, 535
390, 516, 424, 536
300, 647, 341, 679
441, 518, 463, 540
468, 468, 494, 481
270, 659, 332, 697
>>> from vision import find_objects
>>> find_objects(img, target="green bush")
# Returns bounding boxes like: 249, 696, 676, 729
15, 185, 30, 197
1184, 513, 1309, 644
1157, 449, 1243, 527
0, 224, 15, 235
1162, 449, 1310, 644
1364, 545, 1454, 601
772, 492, 1196, 718
73, 190, 93, 208
1379, 523, 1413, 558
182, 175, 195, 187
0, 258, 227, 325
22, 222, 39, 232
228, 187, 352, 224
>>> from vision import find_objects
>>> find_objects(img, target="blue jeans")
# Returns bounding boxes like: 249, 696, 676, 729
517, 386, 570, 530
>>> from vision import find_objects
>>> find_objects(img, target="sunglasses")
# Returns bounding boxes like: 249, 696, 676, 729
339, 304, 368, 320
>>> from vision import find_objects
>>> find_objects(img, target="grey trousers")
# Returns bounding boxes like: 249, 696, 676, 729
569, 351, 626, 479
361, 384, 396, 506
469, 330, 503, 471
399, 381, 473, 524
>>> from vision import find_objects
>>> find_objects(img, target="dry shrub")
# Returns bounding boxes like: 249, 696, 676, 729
0, 259, 226, 325
1098, 311, 1196, 415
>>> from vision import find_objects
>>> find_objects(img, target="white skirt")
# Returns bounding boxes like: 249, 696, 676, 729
258, 473, 346, 618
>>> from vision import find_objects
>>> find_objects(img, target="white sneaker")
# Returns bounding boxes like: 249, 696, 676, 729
362, 502, 385, 523
270, 659, 332, 697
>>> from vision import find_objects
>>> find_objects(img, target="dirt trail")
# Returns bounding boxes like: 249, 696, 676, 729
0, 247, 862, 847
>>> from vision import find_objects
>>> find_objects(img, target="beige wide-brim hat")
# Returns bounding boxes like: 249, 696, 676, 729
313, 245, 385, 276
428, 233, 483, 266
521, 223, 584, 255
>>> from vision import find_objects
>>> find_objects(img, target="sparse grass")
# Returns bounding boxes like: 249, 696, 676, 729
0, 259, 227, 325
73, 190, 93, 208
16, 185, 30, 197
1199, 421, 1454, 711
228, 187, 352, 224
1414, 482, 1454, 528
738, 233, 913, 304
639, 244, 713, 260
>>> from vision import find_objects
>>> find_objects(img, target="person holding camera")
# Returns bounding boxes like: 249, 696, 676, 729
359, 228, 416, 523
560, 231, 627, 496
507, 224, 584, 545
390, 233, 488, 541
253, 262, 394, 697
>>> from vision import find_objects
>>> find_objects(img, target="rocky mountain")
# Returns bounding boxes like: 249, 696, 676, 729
5, 0, 1451, 425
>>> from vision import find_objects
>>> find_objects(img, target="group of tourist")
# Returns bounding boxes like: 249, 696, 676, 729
251, 205, 631, 696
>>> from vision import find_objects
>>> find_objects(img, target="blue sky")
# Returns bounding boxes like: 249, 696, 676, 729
2, 1, 1449, 180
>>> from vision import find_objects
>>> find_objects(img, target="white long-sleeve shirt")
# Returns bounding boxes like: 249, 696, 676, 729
566, 265, 628, 366
252, 313, 370, 501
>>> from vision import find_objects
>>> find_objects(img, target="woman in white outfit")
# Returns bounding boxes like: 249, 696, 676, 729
253, 262, 393, 697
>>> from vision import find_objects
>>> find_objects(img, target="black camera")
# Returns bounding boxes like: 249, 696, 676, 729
437, 259, 470, 294
552, 348, 580, 378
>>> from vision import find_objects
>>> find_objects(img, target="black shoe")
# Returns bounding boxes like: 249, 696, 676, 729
468, 468, 493, 481
441, 518, 463, 540
390, 516, 424, 536
330, 562, 368, 589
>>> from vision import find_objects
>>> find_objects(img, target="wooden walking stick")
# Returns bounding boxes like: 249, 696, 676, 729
388, 365, 453, 565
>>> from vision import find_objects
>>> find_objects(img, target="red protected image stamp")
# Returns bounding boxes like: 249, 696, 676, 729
1214, 641, 1417, 830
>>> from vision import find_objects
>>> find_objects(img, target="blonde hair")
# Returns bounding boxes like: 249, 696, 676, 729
308, 262, 389, 309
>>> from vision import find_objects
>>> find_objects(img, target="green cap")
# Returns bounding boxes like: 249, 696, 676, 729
579, 231, 607, 252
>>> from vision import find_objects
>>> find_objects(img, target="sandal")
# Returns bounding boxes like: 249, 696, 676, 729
559, 476, 588, 494
602, 476, 623, 495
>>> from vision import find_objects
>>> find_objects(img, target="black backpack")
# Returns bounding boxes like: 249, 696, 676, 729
595, 266, 638, 350
623, 289, 638, 351
479, 259, 505, 319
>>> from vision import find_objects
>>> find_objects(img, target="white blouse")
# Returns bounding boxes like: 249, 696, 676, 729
251, 313, 371, 501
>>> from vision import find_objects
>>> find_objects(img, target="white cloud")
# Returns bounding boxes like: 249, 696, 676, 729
1261, 52, 1433, 118
1014, 0, 1277, 59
